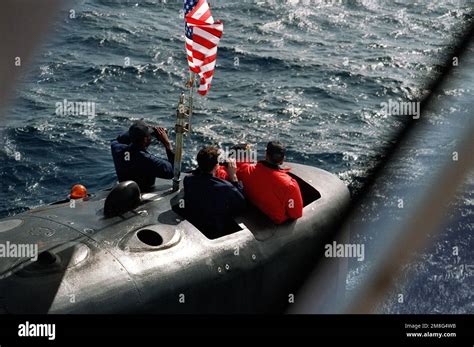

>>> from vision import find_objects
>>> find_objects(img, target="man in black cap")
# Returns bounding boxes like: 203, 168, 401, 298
235, 141, 303, 224
111, 120, 174, 192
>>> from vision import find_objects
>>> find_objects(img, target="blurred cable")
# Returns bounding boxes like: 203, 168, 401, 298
291, 16, 474, 314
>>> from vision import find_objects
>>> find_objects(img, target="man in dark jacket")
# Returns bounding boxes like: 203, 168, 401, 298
184, 146, 246, 239
111, 120, 174, 192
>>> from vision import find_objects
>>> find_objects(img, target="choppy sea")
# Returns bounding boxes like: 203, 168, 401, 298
0, 0, 472, 313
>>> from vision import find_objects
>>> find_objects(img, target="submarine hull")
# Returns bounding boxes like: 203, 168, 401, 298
0, 163, 350, 314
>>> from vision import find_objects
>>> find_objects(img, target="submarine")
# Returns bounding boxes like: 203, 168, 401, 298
0, 162, 350, 314
0, 0, 353, 314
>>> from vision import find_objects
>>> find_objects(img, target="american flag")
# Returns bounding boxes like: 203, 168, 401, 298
184, 0, 223, 96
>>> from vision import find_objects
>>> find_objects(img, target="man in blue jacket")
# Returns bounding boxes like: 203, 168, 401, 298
184, 146, 246, 239
111, 120, 174, 192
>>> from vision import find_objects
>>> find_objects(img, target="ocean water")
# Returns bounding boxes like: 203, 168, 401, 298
0, 0, 472, 313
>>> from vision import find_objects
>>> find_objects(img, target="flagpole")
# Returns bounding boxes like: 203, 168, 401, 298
188, 71, 194, 133
172, 71, 195, 191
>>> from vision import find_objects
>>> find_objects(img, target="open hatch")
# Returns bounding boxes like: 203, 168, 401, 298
171, 172, 321, 240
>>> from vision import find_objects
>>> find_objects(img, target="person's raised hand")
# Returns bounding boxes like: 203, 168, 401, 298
153, 127, 172, 150
226, 158, 238, 182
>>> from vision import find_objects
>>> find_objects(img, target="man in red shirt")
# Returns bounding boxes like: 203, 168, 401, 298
236, 141, 303, 224
215, 144, 253, 181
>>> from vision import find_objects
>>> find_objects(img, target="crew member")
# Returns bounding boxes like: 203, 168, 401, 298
235, 141, 303, 224
111, 120, 174, 192
215, 143, 253, 180
184, 146, 246, 238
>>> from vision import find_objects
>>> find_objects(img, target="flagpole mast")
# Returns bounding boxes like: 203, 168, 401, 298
188, 71, 194, 133
172, 71, 194, 191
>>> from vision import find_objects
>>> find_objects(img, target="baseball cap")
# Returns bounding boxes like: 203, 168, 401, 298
129, 120, 153, 144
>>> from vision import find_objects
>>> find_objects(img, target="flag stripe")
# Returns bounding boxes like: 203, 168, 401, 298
193, 27, 221, 45
192, 33, 217, 50
188, 0, 213, 23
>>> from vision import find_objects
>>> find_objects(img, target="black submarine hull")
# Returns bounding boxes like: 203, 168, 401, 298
0, 163, 350, 313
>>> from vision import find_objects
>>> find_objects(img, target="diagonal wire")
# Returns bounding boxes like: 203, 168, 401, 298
290, 15, 474, 313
